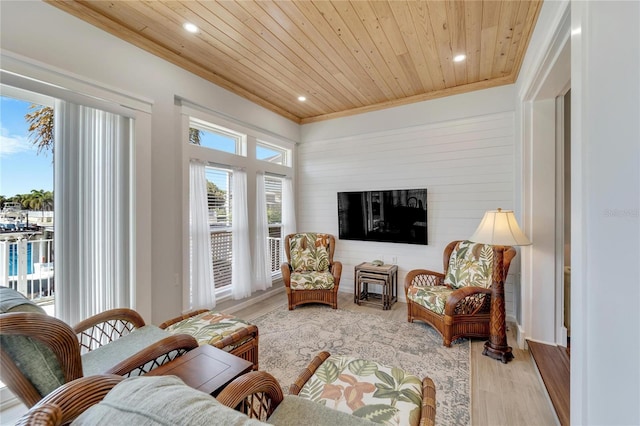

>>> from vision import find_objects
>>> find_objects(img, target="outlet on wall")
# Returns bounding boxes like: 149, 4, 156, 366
391, 256, 398, 265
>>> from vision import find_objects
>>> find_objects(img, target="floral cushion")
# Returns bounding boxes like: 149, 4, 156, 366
290, 271, 335, 290
443, 240, 494, 289
290, 233, 331, 273
406, 285, 453, 315
298, 355, 423, 426
163, 311, 254, 350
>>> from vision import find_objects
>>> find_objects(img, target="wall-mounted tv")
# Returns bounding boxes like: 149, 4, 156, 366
337, 189, 428, 245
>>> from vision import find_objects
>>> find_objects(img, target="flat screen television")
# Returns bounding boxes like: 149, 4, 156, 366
337, 189, 428, 245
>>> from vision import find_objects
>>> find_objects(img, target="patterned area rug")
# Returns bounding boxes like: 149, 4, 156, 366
252, 304, 470, 425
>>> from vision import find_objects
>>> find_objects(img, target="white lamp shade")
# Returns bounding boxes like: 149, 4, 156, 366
469, 209, 531, 246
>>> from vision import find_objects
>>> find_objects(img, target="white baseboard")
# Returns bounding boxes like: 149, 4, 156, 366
223, 286, 285, 315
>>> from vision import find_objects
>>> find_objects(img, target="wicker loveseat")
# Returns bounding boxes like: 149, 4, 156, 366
19, 352, 436, 426
281, 233, 343, 310
404, 240, 516, 346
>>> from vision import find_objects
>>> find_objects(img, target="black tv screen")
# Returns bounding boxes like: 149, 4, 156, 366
337, 189, 428, 245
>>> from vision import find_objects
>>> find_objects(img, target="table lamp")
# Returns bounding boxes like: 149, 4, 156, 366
468, 208, 531, 363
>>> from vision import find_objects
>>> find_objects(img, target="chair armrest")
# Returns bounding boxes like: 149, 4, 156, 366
330, 261, 343, 286
420, 377, 437, 426
404, 269, 445, 293
74, 308, 147, 353
289, 351, 331, 395
16, 374, 124, 426
157, 309, 209, 329
444, 286, 492, 316
216, 371, 284, 420
214, 324, 259, 351
280, 262, 292, 288
103, 334, 198, 376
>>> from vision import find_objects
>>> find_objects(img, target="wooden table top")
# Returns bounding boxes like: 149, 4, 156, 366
146, 344, 253, 396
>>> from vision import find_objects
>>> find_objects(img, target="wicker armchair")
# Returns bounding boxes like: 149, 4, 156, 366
405, 240, 516, 347
281, 233, 343, 310
0, 287, 198, 408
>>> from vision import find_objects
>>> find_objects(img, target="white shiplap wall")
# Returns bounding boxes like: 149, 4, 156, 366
297, 111, 519, 318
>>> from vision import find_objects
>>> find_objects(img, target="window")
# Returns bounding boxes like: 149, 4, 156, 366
190, 118, 245, 156
205, 166, 233, 291
256, 140, 290, 166
265, 176, 283, 275
185, 109, 294, 306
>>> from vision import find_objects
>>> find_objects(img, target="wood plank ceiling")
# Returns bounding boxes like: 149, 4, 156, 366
45, 1, 542, 124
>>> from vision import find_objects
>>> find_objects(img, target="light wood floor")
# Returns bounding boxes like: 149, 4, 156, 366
233, 291, 559, 426
0, 291, 559, 426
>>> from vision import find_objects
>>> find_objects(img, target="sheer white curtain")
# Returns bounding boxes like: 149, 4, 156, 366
231, 169, 252, 299
282, 176, 297, 239
252, 172, 272, 292
189, 161, 216, 309
54, 100, 133, 325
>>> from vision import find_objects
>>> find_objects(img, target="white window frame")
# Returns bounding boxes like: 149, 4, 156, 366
181, 103, 295, 310
204, 165, 234, 299
264, 174, 284, 278
190, 117, 247, 157
257, 139, 291, 166
0, 54, 152, 409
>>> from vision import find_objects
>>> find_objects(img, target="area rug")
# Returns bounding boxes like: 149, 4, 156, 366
252, 304, 470, 425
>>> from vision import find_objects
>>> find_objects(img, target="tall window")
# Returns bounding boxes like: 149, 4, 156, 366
185, 109, 294, 306
205, 166, 233, 291
265, 176, 283, 274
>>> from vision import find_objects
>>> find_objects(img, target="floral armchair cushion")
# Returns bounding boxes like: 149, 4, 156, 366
443, 240, 494, 289
298, 355, 423, 426
290, 271, 335, 290
290, 233, 331, 273
163, 311, 254, 351
406, 285, 453, 315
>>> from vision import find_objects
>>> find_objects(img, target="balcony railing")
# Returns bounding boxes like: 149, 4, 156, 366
2, 230, 281, 302
0, 238, 54, 301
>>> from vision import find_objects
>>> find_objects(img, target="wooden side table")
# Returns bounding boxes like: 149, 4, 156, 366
146, 344, 253, 396
354, 262, 398, 310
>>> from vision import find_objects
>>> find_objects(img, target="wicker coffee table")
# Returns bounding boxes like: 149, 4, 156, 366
146, 344, 253, 396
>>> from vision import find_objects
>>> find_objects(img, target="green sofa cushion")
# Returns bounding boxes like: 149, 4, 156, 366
0, 286, 63, 397
0, 286, 46, 314
73, 375, 268, 425
81, 325, 169, 376
268, 395, 378, 426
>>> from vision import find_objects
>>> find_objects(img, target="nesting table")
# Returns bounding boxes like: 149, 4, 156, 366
354, 262, 398, 310
146, 344, 253, 396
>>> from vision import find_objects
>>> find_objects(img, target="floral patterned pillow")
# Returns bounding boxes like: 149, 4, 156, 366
298, 355, 423, 426
290, 233, 331, 273
444, 240, 494, 289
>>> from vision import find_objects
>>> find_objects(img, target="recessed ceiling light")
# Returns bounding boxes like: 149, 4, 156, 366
298, 96, 306, 102
453, 54, 466, 62
183, 23, 198, 33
